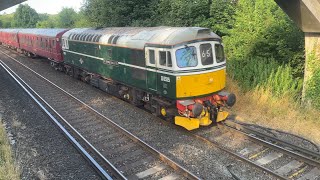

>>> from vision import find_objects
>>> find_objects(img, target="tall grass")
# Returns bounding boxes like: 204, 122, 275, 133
227, 57, 303, 99
306, 69, 320, 109
226, 77, 320, 145
0, 118, 19, 180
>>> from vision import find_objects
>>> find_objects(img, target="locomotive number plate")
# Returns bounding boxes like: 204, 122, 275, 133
161, 76, 170, 83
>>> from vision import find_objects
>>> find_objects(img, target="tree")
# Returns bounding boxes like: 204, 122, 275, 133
157, 0, 211, 27
82, 0, 159, 27
13, 4, 39, 28
36, 13, 57, 28
36, 16, 58, 28
57, 7, 78, 28
155, 0, 236, 36
224, 0, 304, 77
205, 0, 236, 36
74, 9, 91, 28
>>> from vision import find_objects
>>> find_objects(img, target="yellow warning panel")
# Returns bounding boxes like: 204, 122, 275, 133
199, 113, 212, 126
175, 116, 200, 130
217, 111, 229, 122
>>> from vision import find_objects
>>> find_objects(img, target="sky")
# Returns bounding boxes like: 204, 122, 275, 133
1, 0, 83, 15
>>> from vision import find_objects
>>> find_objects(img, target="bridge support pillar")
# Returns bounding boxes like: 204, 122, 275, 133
302, 33, 320, 107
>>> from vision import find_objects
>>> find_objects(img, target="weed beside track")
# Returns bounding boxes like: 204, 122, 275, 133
226, 77, 320, 145
0, 112, 20, 180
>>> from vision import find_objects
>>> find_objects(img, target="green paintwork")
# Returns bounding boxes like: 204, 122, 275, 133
63, 40, 177, 99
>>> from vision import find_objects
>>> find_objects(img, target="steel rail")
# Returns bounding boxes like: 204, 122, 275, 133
225, 119, 320, 158
0, 49, 200, 180
0, 61, 118, 180
223, 120, 320, 168
189, 130, 288, 180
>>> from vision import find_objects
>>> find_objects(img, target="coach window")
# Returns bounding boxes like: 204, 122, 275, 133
200, 43, 213, 65
149, 50, 155, 64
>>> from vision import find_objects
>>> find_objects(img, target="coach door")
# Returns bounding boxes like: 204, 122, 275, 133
146, 47, 157, 92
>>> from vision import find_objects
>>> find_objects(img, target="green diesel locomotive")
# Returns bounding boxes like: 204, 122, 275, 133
61, 27, 236, 130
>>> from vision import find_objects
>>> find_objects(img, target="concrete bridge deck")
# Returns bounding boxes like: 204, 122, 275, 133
0, 0, 26, 12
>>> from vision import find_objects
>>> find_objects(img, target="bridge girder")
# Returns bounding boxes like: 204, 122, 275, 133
275, 0, 320, 33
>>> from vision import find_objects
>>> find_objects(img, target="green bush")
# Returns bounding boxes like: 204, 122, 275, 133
224, 0, 305, 79
228, 58, 303, 99
305, 69, 320, 108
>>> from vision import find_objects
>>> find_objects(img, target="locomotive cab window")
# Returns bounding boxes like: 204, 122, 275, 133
159, 51, 172, 68
176, 46, 198, 68
159, 51, 166, 66
200, 43, 213, 65
149, 50, 155, 64
215, 44, 225, 63
167, 52, 172, 67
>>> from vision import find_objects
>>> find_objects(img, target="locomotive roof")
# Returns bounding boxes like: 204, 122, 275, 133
18, 29, 68, 37
62, 27, 221, 49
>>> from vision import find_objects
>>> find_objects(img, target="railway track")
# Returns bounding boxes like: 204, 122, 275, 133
0, 56, 199, 179
192, 120, 320, 180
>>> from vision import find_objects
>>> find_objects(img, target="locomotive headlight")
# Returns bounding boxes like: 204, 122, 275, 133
192, 103, 204, 117
218, 92, 236, 107
226, 93, 236, 107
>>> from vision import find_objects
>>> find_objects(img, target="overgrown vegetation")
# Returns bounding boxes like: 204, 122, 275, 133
228, 58, 303, 99
224, 0, 304, 99
305, 49, 320, 108
226, 78, 320, 145
0, 118, 19, 179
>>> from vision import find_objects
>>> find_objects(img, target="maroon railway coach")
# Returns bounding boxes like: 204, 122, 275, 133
0, 29, 20, 49
17, 29, 69, 62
